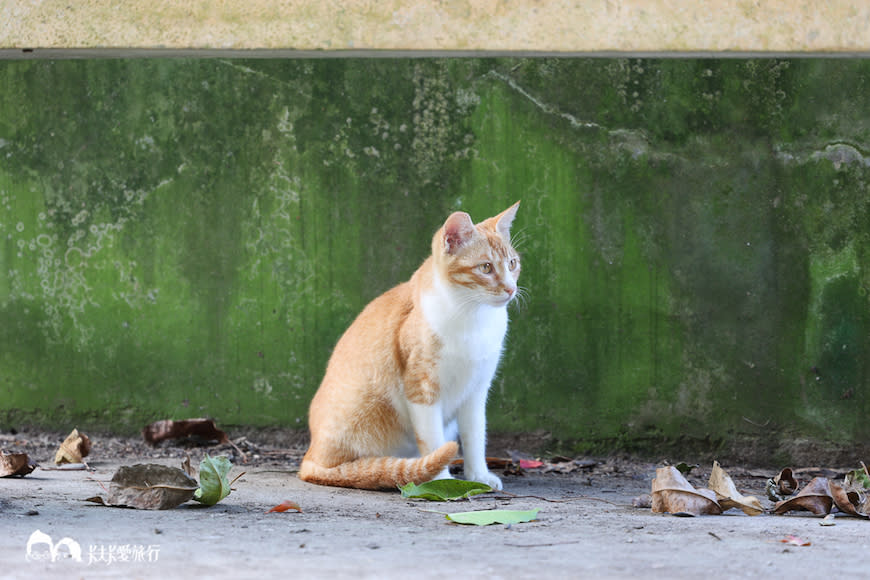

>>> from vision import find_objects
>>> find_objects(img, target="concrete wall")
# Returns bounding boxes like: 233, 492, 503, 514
2, 58, 869, 457
1, 5, 869, 457
1, 1, 869, 54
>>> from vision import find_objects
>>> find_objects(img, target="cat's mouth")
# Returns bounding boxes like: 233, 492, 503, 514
492, 294, 515, 307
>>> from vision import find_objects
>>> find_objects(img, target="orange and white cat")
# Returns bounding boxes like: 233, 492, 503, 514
299, 202, 521, 490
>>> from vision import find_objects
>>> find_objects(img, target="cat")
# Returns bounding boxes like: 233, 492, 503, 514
298, 202, 521, 491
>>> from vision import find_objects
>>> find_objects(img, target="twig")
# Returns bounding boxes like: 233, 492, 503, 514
228, 471, 246, 488
86, 476, 109, 493
487, 490, 625, 506
505, 540, 583, 548
226, 439, 248, 463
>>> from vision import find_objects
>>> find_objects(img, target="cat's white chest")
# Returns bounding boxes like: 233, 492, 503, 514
420, 282, 508, 415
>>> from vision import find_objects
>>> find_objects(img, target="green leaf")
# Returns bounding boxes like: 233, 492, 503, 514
445, 508, 540, 526
845, 465, 870, 490
675, 462, 698, 476
400, 479, 492, 501
193, 455, 233, 506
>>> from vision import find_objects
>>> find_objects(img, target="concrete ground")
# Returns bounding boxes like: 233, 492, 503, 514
1, 431, 867, 579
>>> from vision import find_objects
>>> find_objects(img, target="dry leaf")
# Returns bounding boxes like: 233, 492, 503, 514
54, 429, 91, 465
651, 466, 722, 516
266, 500, 303, 513
708, 461, 763, 516
766, 467, 799, 502
842, 462, 870, 515
0, 452, 37, 477
774, 467, 798, 494
781, 535, 811, 547
88, 464, 198, 510
829, 480, 867, 518
142, 418, 229, 445
773, 477, 834, 516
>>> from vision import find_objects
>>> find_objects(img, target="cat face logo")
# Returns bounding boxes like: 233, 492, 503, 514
25, 530, 82, 563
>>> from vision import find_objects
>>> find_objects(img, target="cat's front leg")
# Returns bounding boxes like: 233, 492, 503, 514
457, 388, 503, 490
407, 401, 454, 481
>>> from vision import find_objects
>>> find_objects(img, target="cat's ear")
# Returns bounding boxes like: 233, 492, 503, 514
443, 211, 476, 254
491, 201, 520, 239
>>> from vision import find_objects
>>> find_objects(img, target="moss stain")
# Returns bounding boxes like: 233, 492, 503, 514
1, 58, 869, 448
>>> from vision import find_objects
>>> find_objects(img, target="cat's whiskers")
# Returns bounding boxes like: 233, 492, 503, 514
512, 286, 530, 312
509, 227, 530, 252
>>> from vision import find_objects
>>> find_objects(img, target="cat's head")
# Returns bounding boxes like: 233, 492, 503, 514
432, 202, 521, 307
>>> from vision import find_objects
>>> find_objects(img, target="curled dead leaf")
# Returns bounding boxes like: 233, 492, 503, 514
0, 452, 37, 477
775, 467, 798, 494
142, 418, 229, 446
843, 462, 870, 515
651, 466, 722, 516
89, 464, 198, 510
781, 535, 811, 547
766, 467, 798, 502
773, 477, 833, 516
267, 500, 303, 513
708, 461, 763, 516
829, 480, 868, 518
54, 429, 91, 465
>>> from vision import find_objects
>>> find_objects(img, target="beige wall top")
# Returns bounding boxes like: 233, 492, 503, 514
1, 0, 868, 55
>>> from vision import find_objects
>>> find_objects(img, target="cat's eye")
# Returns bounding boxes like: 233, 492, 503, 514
508, 258, 518, 271
479, 262, 493, 274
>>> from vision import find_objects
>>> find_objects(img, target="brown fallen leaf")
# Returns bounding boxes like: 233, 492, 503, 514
842, 462, 870, 515
86, 464, 198, 510
0, 452, 37, 477
541, 458, 600, 475
781, 535, 811, 547
829, 480, 868, 518
54, 428, 91, 465
766, 467, 799, 502
708, 461, 764, 516
651, 466, 722, 516
267, 500, 303, 513
142, 418, 229, 445
773, 477, 834, 516
181, 455, 194, 478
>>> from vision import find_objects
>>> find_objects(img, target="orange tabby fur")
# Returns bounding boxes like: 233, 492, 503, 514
299, 202, 521, 490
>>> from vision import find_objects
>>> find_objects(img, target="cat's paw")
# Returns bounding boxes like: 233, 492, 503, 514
466, 471, 503, 491
434, 468, 453, 481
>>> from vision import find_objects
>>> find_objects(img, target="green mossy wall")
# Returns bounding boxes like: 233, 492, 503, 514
1, 59, 868, 451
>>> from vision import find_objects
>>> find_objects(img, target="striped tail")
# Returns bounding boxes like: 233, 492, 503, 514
298, 441, 459, 490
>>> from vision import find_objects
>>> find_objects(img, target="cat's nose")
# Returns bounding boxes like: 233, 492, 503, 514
505, 287, 515, 298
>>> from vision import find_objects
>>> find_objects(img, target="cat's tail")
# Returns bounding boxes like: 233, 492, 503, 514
298, 441, 459, 490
